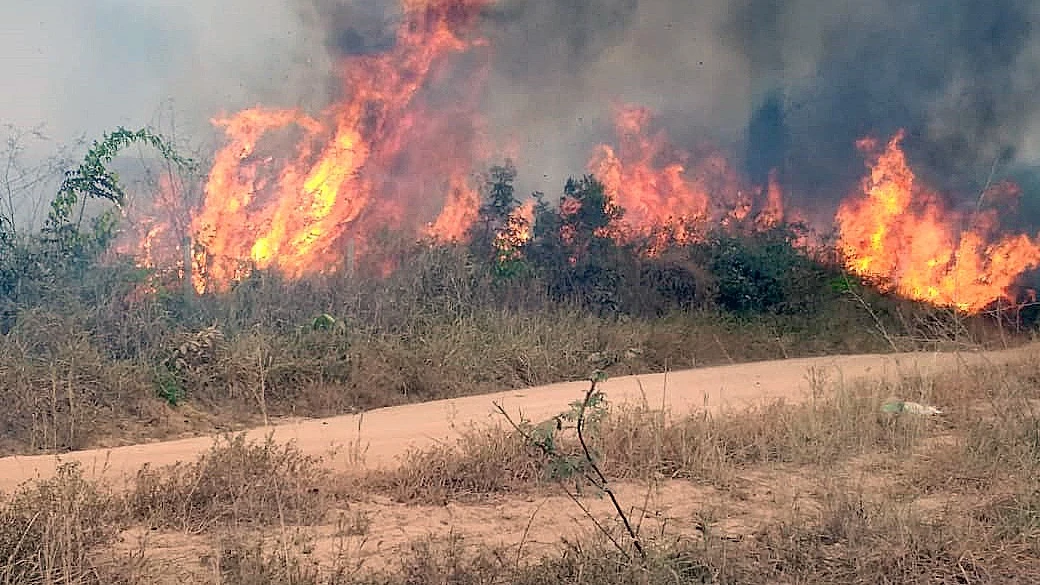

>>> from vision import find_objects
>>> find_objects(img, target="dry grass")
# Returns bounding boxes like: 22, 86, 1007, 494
4, 241, 1024, 458
214, 531, 714, 585
127, 434, 331, 532
344, 357, 1040, 583
0, 357, 1038, 583
0, 462, 123, 584
0, 309, 163, 454
368, 425, 543, 504
373, 369, 943, 503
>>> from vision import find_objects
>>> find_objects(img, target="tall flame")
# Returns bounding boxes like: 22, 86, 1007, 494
588, 104, 784, 247
837, 130, 1040, 312
192, 0, 489, 291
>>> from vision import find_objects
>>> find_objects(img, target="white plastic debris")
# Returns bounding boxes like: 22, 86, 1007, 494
881, 399, 943, 416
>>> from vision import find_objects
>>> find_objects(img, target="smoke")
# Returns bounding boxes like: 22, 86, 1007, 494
0, 0, 332, 155
3, 0, 1039, 226
751, 0, 1040, 208
308, 1, 400, 57
478, 0, 1040, 216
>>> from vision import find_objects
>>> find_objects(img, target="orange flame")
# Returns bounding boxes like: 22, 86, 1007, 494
837, 130, 1040, 312
192, 0, 490, 291
427, 174, 481, 241
589, 105, 709, 235
587, 104, 784, 248
493, 199, 534, 263
118, 5, 1040, 313
113, 171, 200, 291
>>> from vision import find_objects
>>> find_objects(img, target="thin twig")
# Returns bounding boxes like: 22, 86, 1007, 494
515, 496, 549, 568
494, 379, 648, 563
575, 382, 647, 561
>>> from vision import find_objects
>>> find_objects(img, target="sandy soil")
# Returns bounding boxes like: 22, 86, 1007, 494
108, 477, 785, 582
1, 345, 1031, 495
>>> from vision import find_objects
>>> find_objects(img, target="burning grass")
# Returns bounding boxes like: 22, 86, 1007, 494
3, 102, 1036, 459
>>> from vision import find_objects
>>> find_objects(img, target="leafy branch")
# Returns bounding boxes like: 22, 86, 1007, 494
43, 127, 196, 262
494, 372, 647, 563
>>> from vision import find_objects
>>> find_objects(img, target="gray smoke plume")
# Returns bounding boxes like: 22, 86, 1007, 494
479, 0, 1040, 218
0, 0, 332, 156
3, 0, 1039, 227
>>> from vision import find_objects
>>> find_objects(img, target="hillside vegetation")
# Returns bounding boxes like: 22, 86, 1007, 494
0, 135, 1031, 455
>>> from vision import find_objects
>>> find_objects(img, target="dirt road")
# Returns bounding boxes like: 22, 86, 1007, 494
0, 346, 1031, 493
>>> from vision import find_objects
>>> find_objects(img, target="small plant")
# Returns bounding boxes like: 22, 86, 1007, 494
495, 371, 648, 562
157, 325, 225, 404
154, 367, 186, 406
310, 312, 347, 334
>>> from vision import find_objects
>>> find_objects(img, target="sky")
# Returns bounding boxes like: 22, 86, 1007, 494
0, 0, 329, 151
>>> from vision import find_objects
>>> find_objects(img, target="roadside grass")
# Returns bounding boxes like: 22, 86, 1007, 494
127, 434, 331, 532
0, 462, 123, 584
372, 366, 947, 503
2, 232, 1028, 459
0, 355, 1038, 583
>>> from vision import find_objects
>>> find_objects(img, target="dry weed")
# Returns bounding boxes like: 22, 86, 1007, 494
0, 462, 122, 584
128, 434, 330, 532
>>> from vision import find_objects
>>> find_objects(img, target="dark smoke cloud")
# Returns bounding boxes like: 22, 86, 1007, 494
481, 0, 640, 85
742, 0, 1040, 208
304, 1, 399, 57
476, 0, 1040, 218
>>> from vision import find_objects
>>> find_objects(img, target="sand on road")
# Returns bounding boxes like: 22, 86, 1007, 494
0, 345, 1032, 493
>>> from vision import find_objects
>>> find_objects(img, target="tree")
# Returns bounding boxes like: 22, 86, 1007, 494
529, 175, 626, 311
0, 127, 195, 303
468, 160, 531, 278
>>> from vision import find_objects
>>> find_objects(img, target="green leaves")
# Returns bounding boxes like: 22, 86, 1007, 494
498, 374, 610, 483
42, 127, 196, 267
468, 160, 532, 280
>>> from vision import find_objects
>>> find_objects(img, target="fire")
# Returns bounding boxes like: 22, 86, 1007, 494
192, 0, 490, 291
427, 175, 481, 241
113, 172, 200, 291
587, 104, 784, 248
118, 1, 1040, 314
754, 169, 785, 231
496, 200, 534, 254
589, 105, 707, 236
837, 130, 1040, 312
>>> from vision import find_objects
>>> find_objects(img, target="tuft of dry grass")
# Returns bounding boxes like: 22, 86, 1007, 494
127, 434, 331, 533
367, 425, 544, 504
597, 383, 936, 485
0, 309, 163, 454
0, 462, 123, 584
226, 531, 716, 585
731, 478, 1040, 584
215, 531, 329, 585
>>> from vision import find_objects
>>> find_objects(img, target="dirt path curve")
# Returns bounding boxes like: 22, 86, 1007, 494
0, 345, 1033, 493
